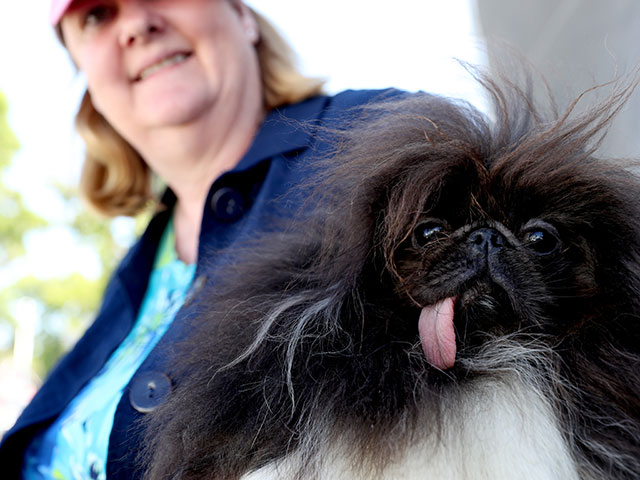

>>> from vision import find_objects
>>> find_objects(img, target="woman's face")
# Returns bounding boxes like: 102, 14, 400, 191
60, 0, 261, 146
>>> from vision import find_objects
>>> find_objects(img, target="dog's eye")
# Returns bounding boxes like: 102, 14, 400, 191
413, 220, 447, 248
522, 225, 560, 256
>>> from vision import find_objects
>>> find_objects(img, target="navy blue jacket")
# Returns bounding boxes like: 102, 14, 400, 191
0, 89, 395, 479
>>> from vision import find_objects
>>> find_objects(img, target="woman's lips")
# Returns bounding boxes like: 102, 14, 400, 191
134, 52, 192, 82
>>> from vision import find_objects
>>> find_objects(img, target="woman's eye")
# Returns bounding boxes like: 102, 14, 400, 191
523, 228, 560, 255
413, 221, 447, 248
83, 5, 115, 28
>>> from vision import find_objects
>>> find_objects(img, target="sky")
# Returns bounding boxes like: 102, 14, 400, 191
0, 0, 486, 283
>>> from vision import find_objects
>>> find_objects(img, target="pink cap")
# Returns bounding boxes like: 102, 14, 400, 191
50, 0, 74, 25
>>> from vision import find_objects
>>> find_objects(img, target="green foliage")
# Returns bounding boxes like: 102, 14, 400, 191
0, 94, 47, 265
4, 274, 109, 377
0, 91, 133, 380
0, 93, 18, 163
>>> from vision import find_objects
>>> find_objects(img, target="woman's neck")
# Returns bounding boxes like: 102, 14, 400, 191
148, 101, 266, 264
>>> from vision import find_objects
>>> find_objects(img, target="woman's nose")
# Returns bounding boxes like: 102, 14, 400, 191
117, 1, 165, 48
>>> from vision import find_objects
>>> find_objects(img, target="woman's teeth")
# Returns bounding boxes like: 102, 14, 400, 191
138, 53, 190, 81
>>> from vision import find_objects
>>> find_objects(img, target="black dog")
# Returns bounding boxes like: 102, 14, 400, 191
142, 76, 640, 480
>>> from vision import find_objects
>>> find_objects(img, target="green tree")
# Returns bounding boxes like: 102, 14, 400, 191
0, 94, 45, 266
0, 91, 133, 380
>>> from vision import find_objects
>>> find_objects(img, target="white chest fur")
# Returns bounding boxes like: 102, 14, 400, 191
242, 377, 581, 480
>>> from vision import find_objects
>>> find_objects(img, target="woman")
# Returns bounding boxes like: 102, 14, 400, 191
0, 1, 391, 478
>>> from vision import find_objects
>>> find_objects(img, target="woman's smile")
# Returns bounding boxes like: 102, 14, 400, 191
133, 51, 193, 82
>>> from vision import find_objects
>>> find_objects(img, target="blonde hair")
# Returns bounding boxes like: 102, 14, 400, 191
67, 7, 324, 217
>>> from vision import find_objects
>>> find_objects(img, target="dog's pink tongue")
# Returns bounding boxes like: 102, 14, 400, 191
419, 297, 457, 370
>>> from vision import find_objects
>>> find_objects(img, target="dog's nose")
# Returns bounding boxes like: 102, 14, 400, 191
468, 228, 505, 254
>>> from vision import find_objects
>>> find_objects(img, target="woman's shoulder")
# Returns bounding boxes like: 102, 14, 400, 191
326, 88, 409, 109
317, 88, 411, 127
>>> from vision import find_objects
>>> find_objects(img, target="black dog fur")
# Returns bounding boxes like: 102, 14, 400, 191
141, 75, 640, 480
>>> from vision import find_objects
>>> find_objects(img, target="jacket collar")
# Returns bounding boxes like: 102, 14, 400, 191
234, 94, 330, 172
155, 93, 330, 210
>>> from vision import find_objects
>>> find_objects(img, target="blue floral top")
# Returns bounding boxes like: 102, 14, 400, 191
22, 218, 196, 480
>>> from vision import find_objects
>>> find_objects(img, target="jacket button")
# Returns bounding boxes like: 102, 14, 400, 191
129, 371, 172, 413
211, 187, 245, 221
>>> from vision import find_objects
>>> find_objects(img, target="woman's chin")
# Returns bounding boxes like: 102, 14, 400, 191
131, 78, 217, 129
135, 98, 214, 131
